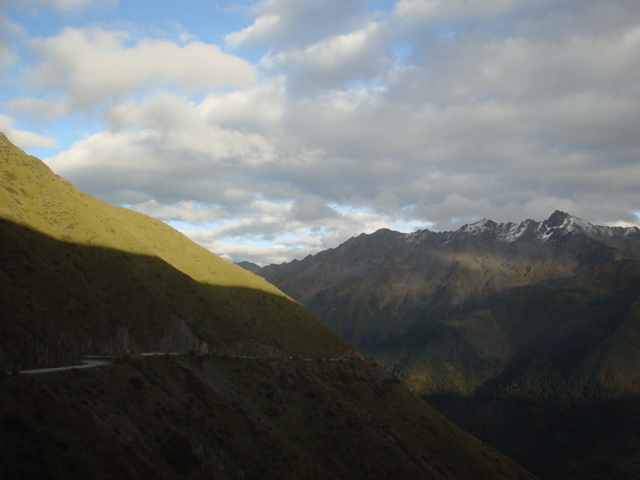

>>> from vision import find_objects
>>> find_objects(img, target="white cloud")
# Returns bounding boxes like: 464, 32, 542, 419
226, 13, 280, 49
8, 0, 117, 14
50, 0, 94, 12
130, 199, 227, 225
44, 122, 281, 205
104, 91, 197, 132
262, 22, 392, 93
22, 27, 256, 113
197, 79, 286, 132
172, 199, 411, 265
392, 0, 519, 28
291, 194, 339, 221
0, 6, 23, 72
225, 0, 371, 50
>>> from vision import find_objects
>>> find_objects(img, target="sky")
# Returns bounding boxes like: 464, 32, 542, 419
1, 0, 640, 266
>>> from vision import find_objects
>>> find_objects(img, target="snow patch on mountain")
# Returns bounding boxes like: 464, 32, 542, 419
406, 211, 640, 246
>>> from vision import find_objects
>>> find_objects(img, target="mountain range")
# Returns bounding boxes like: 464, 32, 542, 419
251, 210, 640, 479
0, 131, 536, 479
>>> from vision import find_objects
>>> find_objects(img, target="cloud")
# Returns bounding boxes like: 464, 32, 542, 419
48, 0, 97, 12
392, 0, 520, 31
0, 114, 57, 148
159, 198, 408, 265
20, 26, 256, 114
225, 0, 372, 50
262, 22, 393, 93
129, 199, 228, 225
197, 78, 286, 133
391, 0, 640, 40
413, 193, 496, 227
44, 122, 281, 206
291, 195, 339, 221
0, 4, 23, 72
179, 235, 312, 266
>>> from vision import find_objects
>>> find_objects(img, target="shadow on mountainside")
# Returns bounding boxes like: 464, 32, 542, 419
0, 353, 537, 480
417, 291, 640, 480
364, 275, 640, 480
425, 389, 640, 480
0, 218, 354, 371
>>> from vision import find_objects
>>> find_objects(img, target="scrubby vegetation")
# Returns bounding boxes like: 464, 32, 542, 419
0, 355, 535, 480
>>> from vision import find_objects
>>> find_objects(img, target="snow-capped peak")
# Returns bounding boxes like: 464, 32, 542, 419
456, 211, 624, 243
407, 211, 640, 246
459, 218, 497, 235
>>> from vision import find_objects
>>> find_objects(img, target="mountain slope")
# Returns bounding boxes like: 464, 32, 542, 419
253, 212, 640, 479
0, 132, 536, 479
0, 355, 538, 480
0, 132, 356, 370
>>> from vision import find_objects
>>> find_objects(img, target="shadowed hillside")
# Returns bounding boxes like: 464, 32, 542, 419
0, 355, 537, 480
0, 218, 354, 370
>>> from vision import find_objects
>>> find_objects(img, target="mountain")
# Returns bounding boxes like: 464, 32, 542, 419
253, 212, 640, 479
235, 260, 260, 272
0, 132, 536, 479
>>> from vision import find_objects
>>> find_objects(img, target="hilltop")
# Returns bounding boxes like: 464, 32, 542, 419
0, 132, 535, 479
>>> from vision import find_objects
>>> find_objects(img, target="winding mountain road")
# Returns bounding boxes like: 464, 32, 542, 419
10, 353, 354, 375
17, 357, 113, 374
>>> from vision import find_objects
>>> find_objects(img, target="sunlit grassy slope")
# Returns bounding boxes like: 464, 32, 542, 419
0, 132, 356, 368
1, 132, 282, 289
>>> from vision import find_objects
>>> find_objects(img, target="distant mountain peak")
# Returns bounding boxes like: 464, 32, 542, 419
542, 210, 593, 232
545, 209, 573, 226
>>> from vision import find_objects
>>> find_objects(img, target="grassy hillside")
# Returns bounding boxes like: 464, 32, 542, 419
0, 132, 355, 369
